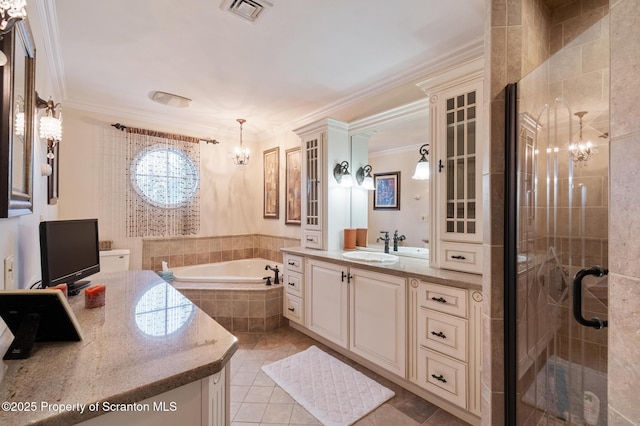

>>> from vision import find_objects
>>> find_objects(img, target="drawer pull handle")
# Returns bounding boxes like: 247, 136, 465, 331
288, 307, 295, 312
431, 331, 446, 339
431, 374, 447, 383
431, 297, 447, 304
288, 260, 296, 266
451, 255, 466, 260
288, 282, 295, 286
306, 237, 315, 242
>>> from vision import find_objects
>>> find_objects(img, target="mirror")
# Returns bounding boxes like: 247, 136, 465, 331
349, 100, 430, 258
0, 20, 36, 217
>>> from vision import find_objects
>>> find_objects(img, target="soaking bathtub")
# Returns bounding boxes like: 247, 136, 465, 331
171, 258, 287, 333
172, 258, 282, 284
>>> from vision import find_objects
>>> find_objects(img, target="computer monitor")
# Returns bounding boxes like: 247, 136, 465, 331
39, 219, 100, 295
0, 290, 83, 359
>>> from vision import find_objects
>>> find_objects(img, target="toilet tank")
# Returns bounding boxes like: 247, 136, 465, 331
99, 249, 130, 273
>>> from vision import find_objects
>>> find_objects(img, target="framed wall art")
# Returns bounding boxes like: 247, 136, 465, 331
263, 147, 279, 219
285, 147, 301, 224
373, 171, 400, 210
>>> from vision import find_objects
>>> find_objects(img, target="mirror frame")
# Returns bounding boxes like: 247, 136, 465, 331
0, 19, 36, 218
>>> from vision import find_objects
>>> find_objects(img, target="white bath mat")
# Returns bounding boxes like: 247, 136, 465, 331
261, 345, 395, 426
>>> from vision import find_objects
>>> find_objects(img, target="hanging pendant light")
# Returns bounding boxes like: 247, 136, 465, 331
232, 118, 250, 165
569, 111, 596, 164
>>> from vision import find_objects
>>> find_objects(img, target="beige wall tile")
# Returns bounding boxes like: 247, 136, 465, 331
609, 274, 640, 423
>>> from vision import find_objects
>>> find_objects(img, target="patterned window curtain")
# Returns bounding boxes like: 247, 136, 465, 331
104, 127, 200, 238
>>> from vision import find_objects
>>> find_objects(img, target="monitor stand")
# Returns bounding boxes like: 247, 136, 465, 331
3, 313, 40, 360
68, 280, 91, 297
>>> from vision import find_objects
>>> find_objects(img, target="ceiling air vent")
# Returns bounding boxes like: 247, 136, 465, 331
151, 91, 192, 109
221, 0, 273, 23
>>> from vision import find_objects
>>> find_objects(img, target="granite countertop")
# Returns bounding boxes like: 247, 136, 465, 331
0, 270, 238, 426
281, 246, 483, 290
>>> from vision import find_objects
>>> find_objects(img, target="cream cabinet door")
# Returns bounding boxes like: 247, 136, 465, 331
306, 259, 349, 348
349, 267, 406, 377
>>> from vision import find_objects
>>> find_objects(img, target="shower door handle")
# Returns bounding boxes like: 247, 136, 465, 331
573, 266, 608, 329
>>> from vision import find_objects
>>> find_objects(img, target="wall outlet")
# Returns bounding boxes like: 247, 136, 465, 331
4, 255, 15, 289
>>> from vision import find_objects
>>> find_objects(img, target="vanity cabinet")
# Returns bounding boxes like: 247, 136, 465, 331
294, 118, 350, 250
410, 280, 482, 415
419, 59, 484, 274
349, 267, 406, 377
305, 259, 406, 376
283, 253, 305, 325
306, 259, 349, 347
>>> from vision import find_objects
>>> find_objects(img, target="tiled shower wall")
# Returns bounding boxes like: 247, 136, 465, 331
141, 234, 300, 271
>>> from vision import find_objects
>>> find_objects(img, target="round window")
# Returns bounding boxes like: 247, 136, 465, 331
131, 147, 199, 208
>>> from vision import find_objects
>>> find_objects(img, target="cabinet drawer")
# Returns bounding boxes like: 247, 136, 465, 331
418, 309, 467, 362
418, 282, 468, 318
303, 230, 323, 249
417, 348, 467, 409
439, 241, 482, 274
284, 293, 304, 326
284, 270, 303, 298
283, 254, 304, 274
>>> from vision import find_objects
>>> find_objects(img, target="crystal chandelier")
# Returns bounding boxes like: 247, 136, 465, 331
0, 0, 27, 33
0, 0, 27, 66
232, 118, 250, 165
569, 111, 596, 163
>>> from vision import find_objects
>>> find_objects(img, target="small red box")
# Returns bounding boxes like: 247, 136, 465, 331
85, 284, 106, 309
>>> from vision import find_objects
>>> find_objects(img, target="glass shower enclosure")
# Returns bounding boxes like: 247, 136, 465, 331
505, 12, 610, 426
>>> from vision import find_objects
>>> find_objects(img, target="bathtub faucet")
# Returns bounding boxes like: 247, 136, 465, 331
393, 230, 406, 252
265, 265, 280, 284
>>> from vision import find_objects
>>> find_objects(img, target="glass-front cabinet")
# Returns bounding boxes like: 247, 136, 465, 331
419, 60, 484, 274
294, 118, 350, 251
444, 87, 479, 240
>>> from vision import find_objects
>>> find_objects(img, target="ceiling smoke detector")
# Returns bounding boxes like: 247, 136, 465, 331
221, 0, 273, 23
151, 91, 192, 109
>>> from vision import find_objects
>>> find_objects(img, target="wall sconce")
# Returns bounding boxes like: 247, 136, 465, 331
333, 161, 354, 188
232, 118, 250, 165
36, 93, 62, 158
569, 111, 596, 164
356, 164, 375, 190
411, 143, 430, 180
0, 0, 27, 66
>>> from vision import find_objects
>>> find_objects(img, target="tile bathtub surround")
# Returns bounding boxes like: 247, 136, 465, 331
231, 326, 471, 426
142, 234, 300, 271
177, 285, 287, 333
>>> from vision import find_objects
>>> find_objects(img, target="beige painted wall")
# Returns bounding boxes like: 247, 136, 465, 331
57, 107, 306, 269
0, 4, 60, 293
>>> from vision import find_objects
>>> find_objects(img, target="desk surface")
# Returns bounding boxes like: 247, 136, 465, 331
0, 270, 238, 425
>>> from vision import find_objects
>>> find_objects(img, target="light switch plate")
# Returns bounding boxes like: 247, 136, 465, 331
4, 255, 14, 289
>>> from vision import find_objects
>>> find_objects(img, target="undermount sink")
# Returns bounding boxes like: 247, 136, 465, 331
342, 251, 399, 262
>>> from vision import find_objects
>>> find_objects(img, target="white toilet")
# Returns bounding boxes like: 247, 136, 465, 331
99, 249, 130, 272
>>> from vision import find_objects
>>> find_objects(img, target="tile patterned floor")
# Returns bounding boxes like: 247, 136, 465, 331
230, 326, 471, 426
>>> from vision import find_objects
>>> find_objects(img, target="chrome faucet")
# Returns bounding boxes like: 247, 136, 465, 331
376, 231, 390, 253
393, 230, 406, 252
265, 265, 280, 284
